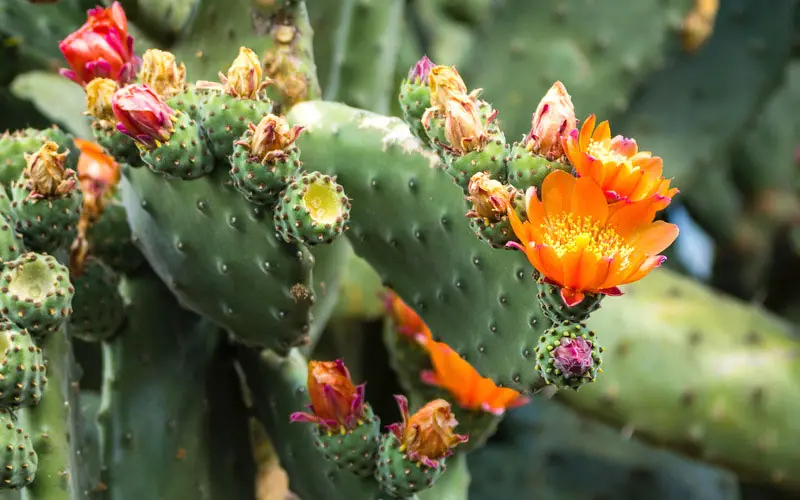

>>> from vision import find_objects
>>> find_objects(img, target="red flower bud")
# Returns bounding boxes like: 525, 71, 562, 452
290, 359, 366, 431
111, 84, 176, 147
59, 2, 141, 86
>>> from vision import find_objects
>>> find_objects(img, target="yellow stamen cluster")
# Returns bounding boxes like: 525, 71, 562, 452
585, 140, 629, 166
541, 213, 633, 265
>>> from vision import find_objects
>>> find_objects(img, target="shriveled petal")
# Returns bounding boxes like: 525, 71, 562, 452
541, 170, 576, 218
629, 221, 679, 256
570, 175, 608, 222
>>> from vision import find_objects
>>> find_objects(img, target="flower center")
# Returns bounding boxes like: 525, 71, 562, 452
541, 213, 633, 264
586, 139, 629, 165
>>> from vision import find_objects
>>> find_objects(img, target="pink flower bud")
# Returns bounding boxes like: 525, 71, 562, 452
551, 337, 594, 378
408, 55, 436, 84
527, 81, 577, 160
111, 84, 175, 147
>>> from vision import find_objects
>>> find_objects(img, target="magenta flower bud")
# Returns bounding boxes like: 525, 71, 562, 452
551, 337, 594, 377
408, 55, 436, 85
111, 84, 176, 148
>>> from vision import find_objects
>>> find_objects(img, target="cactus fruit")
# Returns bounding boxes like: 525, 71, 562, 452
69, 257, 125, 343
505, 145, 573, 192
313, 404, 381, 478
0, 253, 74, 338
376, 432, 446, 498
536, 278, 604, 324
138, 110, 215, 180
442, 140, 508, 193
273, 172, 351, 245
9, 143, 82, 253
535, 321, 603, 390
229, 114, 304, 205
399, 55, 435, 143
0, 324, 44, 410
0, 414, 37, 489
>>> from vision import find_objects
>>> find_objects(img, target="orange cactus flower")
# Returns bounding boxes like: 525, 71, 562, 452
290, 359, 366, 431
507, 170, 679, 307
59, 2, 141, 86
75, 139, 120, 202
563, 114, 678, 210
387, 395, 468, 467
420, 338, 529, 415
383, 290, 433, 344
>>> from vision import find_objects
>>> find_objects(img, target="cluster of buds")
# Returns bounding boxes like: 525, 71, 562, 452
111, 84, 177, 148
58, 2, 141, 86
21, 142, 77, 200
422, 65, 489, 155
387, 395, 468, 468
196, 47, 272, 100
236, 114, 304, 164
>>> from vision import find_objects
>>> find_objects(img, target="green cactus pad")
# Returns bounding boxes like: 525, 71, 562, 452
505, 144, 573, 192
0, 324, 45, 410
70, 257, 125, 343
376, 432, 445, 497
314, 404, 381, 478
229, 138, 301, 205
0, 415, 37, 489
120, 165, 316, 353
535, 321, 603, 390
0, 253, 74, 337
9, 181, 82, 253
0, 192, 12, 220
166, 89, 202, 119
273, 172, 351, 245
0, 215, 23, 266
422, 111, 449, 155
196, 90, 273, 161
398, 80, 431, 143
140, 111, 215, 180
536, 278, 604, 324
443, 140, 508, 192
288, 102, 548, 393
0, 127, 78, 188
85, 202, 145, 275
92, 125, 141, 167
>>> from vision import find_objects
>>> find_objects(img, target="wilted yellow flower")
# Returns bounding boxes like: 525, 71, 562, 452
444, 97, 487, 154
139, 49, 186, 99
85, 77, 119, 121
428, 65, 468, 111
466, 172, 513, 221
224, 47, 264, 99
387, 395, 468, 467
235, 114, 304, 163
23, 142, 76, 199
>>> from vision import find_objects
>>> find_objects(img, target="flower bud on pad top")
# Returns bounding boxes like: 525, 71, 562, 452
230, 114, 304, 205
10, 142, 82, 252
85, 78, 140, 165
0, 253, 74, 337
377, 396, 467, 497
535, 321, 603, 390
398, 55, 436, 142
290, 359, 381, 478
274, 172, 351, 245
0, 323, 46, 410
0, 414, 38, 489
195, 47, 274, 160
465, 172, 527, 249
112, 84, 213, 179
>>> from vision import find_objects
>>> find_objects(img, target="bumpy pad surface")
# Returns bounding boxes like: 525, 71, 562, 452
0, 324, 45, 410
120, 166, 316, 353
0, 414, 37, 489
288, 102, 548, 393
376, 432, 445, 497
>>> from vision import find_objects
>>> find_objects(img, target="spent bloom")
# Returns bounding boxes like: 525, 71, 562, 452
236, 114, 304, 163
421, 339, 529, 415
507, 170, 679, 307
59, 2, 141, 86
466, 172, 513, 222
427, 65, 469, 111
551, 337, 595, 379
84, 77, 119, 122
443, 97, 488, 154
139, 49, 187, 99
383, 290, 432, 344
526, 81, 577, 160
112, 84, 176, 147
289, 359, 366, 431
563, 114, 678, 210
22, 142, 77, 199
387, 395, 468, 468
408, 55, 435, 85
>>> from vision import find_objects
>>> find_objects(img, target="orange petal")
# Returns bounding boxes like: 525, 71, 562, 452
535, 244, 565, 285
629, 221, 679, 256
541, 170, 576, 218
578, 114, 596, 151
597, 255, 626, 290
592, 119, 612, 145
570, 175, 608, 222
620, 255, 666, 284
607, 199, 657, 239
583, 255, 613, 291
507, 204, 531, 244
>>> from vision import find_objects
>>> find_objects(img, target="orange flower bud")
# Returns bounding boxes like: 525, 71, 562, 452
428, 65, 468, 111
75, 139, 120, 206
466, 172, 513, 221
387, 395, 467, 467
236, 114, 304, 163
526, 81, 576, 160
22, 141, 77, 199
443, 97, 488, 154
290, 359, 366, 431
139, 49, 187, 99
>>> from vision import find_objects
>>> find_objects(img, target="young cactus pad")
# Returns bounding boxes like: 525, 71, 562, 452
273, 172, 351, 245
